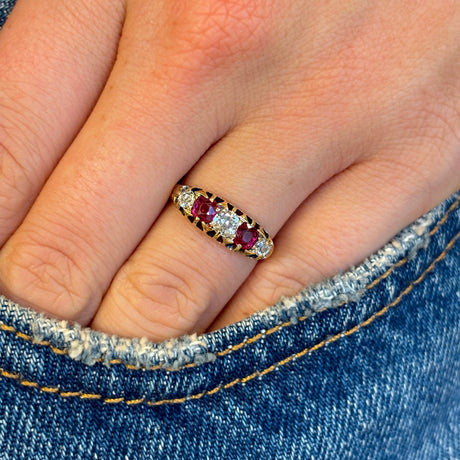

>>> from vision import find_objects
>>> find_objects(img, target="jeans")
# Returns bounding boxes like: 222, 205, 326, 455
0, 4, 459, 459
0, 0, 13, 28
1, 194, 458, 460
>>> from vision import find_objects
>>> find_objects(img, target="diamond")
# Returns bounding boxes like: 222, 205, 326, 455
212, 207, 241, 239
191, 195, 218, 224
177, 187, 196, 212
253, 237, 273, 258
234, 223, 259, 250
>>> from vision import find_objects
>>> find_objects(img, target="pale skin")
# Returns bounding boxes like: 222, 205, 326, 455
0, 0, 459, 341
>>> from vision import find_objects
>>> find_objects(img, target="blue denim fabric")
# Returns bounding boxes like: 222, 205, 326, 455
0, 0, 13, 27
0, 194, 458, 460
1, 5, 459, 460
0, 185, 458, 460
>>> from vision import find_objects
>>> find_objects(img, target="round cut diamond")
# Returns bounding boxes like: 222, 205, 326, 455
177, 187, 196, 211
234, 223, 259, 250
191, 195, 218, 223
212, 207, 241, 239
253, 237, 273, 258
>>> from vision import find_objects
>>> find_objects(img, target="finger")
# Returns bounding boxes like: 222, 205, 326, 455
90, 113, 354, 341
0, 0, 124, 243
0, 2, 275, 322
208, 141, 460, 331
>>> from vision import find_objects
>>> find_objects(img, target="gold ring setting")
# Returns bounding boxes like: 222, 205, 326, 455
171, 184, 274, 260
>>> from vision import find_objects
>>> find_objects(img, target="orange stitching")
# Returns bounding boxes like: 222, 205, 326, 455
0, 323, 67, 356
0, 231, 457, 406
0, 196, 459, 371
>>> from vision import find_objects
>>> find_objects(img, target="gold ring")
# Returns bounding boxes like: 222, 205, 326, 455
170, 184, 274, 260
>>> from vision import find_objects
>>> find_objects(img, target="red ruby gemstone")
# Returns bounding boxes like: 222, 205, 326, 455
191, 195, 218, 223
234, 223, 259, 249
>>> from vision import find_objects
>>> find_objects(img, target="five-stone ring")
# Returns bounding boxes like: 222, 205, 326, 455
170, 184, 274, 260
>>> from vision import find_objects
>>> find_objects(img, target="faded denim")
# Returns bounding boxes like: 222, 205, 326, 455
1, 192, 458, 460
0, 0, 13, 28
0, 4, 459, 459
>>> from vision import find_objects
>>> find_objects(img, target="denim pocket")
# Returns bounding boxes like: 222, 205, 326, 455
0, 192, 458, 460
1, 4, 459, 458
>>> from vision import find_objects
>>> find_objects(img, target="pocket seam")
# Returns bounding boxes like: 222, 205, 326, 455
1, 196, 458, 371
0, 230, 458, 406
0, 196, 458, 372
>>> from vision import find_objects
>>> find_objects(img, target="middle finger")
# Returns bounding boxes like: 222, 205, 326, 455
91, 114, 350, 341
0, 3, 254, 322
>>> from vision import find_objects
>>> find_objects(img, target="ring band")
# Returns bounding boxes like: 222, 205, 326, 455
170, 184, 274, 260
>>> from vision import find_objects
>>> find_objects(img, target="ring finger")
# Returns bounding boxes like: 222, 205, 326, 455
91, 114, 354, 341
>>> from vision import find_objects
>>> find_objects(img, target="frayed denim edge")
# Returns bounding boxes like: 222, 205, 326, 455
0, 192, 458, 369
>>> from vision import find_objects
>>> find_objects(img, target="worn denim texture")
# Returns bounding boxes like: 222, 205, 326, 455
0, 0, 13, 27
1, 4, 459, 460
0, 192, 458, 460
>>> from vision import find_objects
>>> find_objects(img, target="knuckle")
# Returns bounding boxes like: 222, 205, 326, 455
0, 230, 93, 321
383, 87, 460, 192
116, 258, 207, 338
416, 98, 460, 150
163, 1, 276, 74
244, 261, 308, 314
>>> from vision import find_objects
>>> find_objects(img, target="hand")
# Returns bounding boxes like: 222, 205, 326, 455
0, 0, 458, 341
